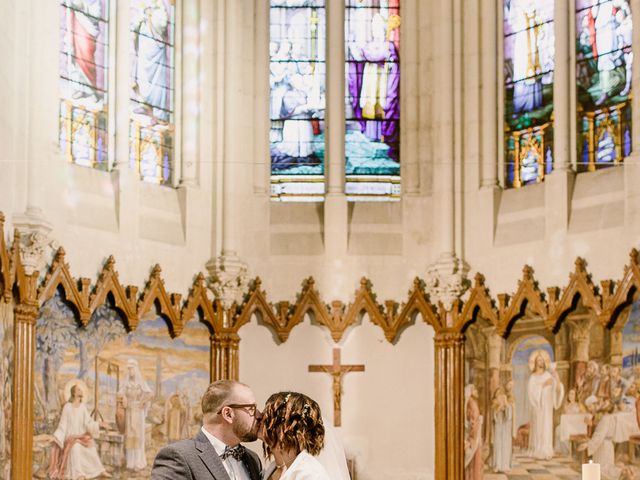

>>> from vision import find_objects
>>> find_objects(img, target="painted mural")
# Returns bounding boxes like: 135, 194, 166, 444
0, 302, 14, 479
32, 291, 210, 479
464, 305, 640, 480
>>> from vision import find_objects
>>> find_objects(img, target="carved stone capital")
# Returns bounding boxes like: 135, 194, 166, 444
425, 253, 470, 312
206, 251, 249, 312
13, 303, 39, 325
434, 331, 465, 347
12, 208, 56, 276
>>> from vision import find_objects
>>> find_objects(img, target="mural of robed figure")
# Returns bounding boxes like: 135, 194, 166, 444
526, 350, 564, 460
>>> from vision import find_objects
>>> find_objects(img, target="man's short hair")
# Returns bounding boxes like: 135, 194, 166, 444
201, 380, 246, 421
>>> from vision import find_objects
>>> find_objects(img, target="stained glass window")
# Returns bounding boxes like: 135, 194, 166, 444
270, 0, 326, 202
345, 0, 400, 201
504, 0, 555, 188
59, 0, 110, 169
130, 0, 175, 186
576, 0, 632, 172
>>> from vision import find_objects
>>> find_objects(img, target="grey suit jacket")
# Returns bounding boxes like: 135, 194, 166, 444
151, 430, 262, 480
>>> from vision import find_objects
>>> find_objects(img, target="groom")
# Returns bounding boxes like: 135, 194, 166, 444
151, 380, 262, 480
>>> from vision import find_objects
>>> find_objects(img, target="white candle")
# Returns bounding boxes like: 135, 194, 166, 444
582, 460, 600, 480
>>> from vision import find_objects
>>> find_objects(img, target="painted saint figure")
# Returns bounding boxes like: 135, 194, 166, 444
348, 11, 400, 161
506, 0, 545, 114
526, 351, 564, 460
491, 386, 513, 473
464, 384, 483, 480
131, 0, 171, 123
119, 358, 153, 471
164, 392, 185, 443
48, 381, 107, 480
64, 0, 104, 101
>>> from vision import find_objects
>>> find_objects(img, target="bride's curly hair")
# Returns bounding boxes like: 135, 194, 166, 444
261, 391, 325, 458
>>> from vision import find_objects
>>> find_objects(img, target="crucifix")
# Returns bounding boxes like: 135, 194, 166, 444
308, 348, 365, 427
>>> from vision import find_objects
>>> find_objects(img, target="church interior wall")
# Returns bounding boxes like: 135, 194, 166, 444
239, 315, 435, 480
5, 0, 640, 478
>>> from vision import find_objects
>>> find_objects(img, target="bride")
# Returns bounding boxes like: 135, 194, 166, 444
260, 392, 350, 480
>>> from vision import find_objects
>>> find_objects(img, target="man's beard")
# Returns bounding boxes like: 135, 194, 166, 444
233, 419, 259, 442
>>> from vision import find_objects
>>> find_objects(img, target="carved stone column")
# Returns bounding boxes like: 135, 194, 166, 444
211, 332, 240, 381
12, 213, 55, 276
608, 329, 623, 367
207, 254, 249, 316
11, 301, 38, 480
487, 332, 503, 397
569, 320, 591, 387
434, 331, 464, 480
425, 254, 469, 313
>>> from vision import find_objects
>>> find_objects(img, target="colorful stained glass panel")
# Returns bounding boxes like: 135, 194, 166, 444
345, 0, 400, 201
130, 0, 175, 186
504, 0, 555, 187
270, 1, 326, 202
576, 0, 632, 172
59, 0, 109, 170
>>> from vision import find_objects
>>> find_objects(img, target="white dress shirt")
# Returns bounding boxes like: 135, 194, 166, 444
201, 426, 251, 480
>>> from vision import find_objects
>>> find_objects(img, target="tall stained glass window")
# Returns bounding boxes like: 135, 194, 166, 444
59, 0, 110, 169
504, 0, 555, 188
345, 0, 400, 201
270, 0, 326, 202
130, 0, 175, 186
576, 0, 632, 172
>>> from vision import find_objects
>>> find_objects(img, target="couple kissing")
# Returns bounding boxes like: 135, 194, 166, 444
151, 380, 349, 480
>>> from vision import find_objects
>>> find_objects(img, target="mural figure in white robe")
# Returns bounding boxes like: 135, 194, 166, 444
48, 380, 107, 480
119, 358, 153, 471
526, 350, 564, 460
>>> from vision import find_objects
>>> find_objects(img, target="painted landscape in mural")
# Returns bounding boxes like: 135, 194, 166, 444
0, 303, 14, 479
464, 302, 640, 480
32, 292, 210, 479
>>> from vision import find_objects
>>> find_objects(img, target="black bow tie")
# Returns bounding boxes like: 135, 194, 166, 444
220, 444, 245, 462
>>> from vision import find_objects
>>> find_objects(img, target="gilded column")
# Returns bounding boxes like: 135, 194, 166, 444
211, 332, 240, 381
11, 301, 38, 480
434, 331, 464, 480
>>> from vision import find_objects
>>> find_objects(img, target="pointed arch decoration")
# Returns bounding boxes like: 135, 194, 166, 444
90, 255, 138, 326
5, 208, 640, 479
137, 264, 183, 335
38, 247, 92, 324
496, 265, 547, 335
546, 257, 602, 331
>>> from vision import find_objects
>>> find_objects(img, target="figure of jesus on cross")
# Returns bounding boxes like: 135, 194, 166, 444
308, 348, 364, 426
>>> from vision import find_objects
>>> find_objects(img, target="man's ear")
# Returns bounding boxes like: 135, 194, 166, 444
221, 406, 234, 423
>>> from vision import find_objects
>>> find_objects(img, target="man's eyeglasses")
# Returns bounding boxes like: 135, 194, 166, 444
217, 403, 258, 417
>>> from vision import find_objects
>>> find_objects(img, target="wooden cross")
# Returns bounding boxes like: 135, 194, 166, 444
308, 348, 365, 427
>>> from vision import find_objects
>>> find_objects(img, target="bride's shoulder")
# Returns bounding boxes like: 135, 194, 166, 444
284, 452, 331, 480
